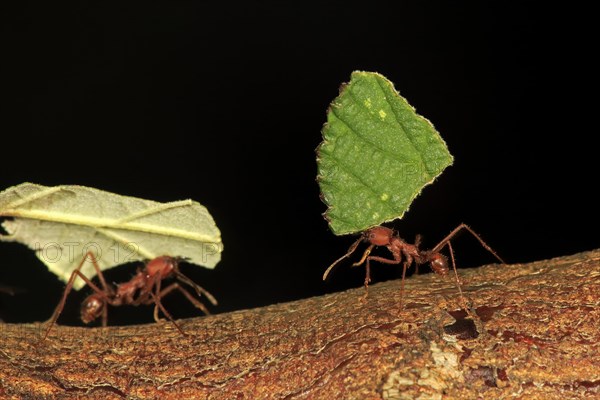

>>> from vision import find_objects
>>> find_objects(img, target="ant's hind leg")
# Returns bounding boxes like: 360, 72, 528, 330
433, 223, 504, 263
445, 241, 476, 319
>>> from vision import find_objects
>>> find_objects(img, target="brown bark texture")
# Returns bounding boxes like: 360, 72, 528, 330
1, 249, 599, 399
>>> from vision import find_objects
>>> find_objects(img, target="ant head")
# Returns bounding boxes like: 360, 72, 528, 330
80, 293, 104, 324
429, 253, 449, 276
363, 226, 394, 246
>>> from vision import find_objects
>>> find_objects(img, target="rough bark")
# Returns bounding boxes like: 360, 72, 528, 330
1, 249, 599, 399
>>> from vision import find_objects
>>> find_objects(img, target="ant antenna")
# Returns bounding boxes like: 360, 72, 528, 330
322, 236, 363, 281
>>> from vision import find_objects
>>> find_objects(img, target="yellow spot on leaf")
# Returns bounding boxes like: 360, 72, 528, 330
380, 193, 389, 201
379, 110, 387, 120
364, 98, 372, 109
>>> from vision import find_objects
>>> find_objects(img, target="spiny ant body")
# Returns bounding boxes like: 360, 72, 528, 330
323, 223, 503, 310
43, 253, 217, 340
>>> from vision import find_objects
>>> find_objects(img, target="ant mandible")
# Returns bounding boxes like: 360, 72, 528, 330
42, 252, 217, 340
323, 223, 504, 310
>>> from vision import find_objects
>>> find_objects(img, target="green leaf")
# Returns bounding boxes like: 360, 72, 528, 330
317, 71, 453, 235
0, 183, 222, 290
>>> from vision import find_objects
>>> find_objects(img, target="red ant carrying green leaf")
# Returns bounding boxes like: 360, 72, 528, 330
318, 72, 504, 310
323, 223, 504, 310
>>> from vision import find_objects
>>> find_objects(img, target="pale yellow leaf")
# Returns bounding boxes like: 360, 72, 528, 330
0, 183, 222, 290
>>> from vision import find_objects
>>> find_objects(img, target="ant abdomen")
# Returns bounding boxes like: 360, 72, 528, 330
429, 253, 449, 276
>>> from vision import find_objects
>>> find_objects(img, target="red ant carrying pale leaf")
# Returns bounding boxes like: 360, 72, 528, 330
42, 252, 217, 340
323, 223, 504, 310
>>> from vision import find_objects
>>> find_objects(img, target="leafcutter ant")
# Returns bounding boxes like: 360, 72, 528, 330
42, 252, 217, 340
323, 223, 503, 310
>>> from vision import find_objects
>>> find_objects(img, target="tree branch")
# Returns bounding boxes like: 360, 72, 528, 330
1, 250, 599, 399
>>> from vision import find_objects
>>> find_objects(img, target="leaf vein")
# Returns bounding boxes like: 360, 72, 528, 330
373, 78, 431, 179
329, 156, 398, 215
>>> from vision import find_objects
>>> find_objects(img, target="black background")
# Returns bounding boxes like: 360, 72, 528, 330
1, 2, 597, 326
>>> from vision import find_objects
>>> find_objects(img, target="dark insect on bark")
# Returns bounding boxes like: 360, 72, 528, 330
42, 252, 217, 340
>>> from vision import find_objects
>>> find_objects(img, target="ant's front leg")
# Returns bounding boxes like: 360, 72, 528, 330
351, 244, 374, 287
358, 255, 402, 290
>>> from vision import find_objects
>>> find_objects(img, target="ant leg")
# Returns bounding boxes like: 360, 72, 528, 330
352, 245, 374, 267
173, 271, 218, 306
432, 223, 504, 263
149, 276, 185, 336
364, 257, 372, 289
358, 250, 404, 288
414, 235, 422, 275
158, 283, 212, 316
151, 275, 163, 323
356, 257, 372, 302
399, 260, 410, 308
151, 293, 185, 336
362, 254, 413, 307
322, 236, 363, 281
431, 224, 502, 315
350, 245, 376, 289
42, 252, 109, 340
362, 255, 402, 267
360, 255, 403, 289
101, 301, 108, 328
445, 241, 477, 318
